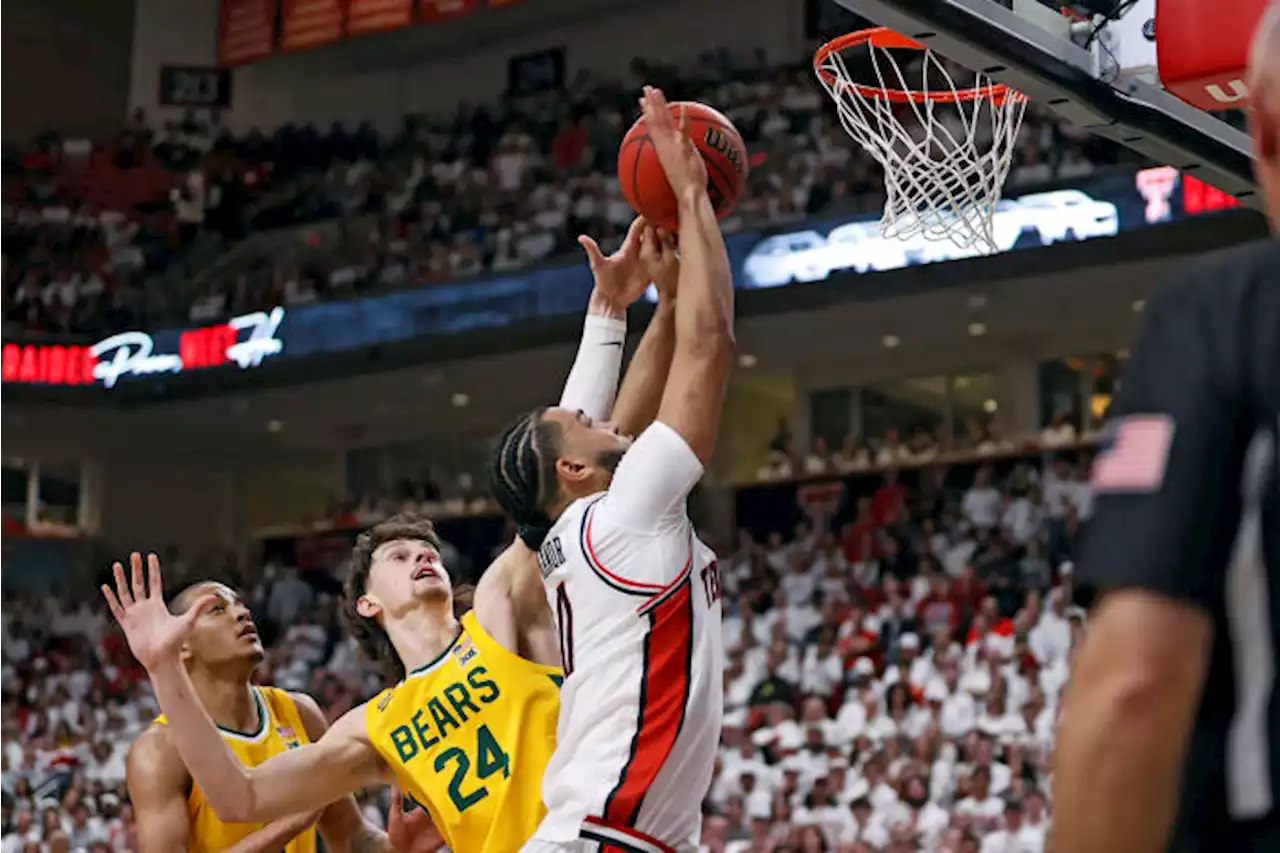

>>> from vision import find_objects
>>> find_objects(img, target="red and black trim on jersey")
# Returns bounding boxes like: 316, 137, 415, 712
580, 816, 677, 853
636, 535, 695, 618
597, 576, 695, 830
555, 581, 575, 676
579, 495, 683, 597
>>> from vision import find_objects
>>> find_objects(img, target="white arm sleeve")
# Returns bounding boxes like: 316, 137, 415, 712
598, 420, 705, 532
558, 314, 625, 421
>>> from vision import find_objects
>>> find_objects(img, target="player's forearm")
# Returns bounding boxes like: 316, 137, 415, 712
345, 824, 392, 853
145, 659, 256, 820
673, 188, 734, 351
318, 794, 389, 853
558, 289, 626, 420
612, 299, 676, 436
1051, 610, 1208, 852
225, 812, 321, 853
1053, 684, 1185, 853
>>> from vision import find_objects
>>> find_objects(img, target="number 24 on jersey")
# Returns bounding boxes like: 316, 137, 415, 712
435, 724, 510, 813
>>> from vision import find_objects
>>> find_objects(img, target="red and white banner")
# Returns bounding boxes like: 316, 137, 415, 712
419, 0, 475, 22
218, 0, 277, 66
281, 0, 345, 52
2, 308, 286, 389
346, 0, 414, 35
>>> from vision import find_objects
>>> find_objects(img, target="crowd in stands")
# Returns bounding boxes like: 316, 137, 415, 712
3, 48, 1139, 338
3, 429, 1088, 852
758, 412, 1095, 483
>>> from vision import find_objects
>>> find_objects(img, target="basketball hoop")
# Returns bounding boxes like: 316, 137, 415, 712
814, 27, 1029, 254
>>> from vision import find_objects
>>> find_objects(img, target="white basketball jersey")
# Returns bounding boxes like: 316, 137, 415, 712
533, 422, 724, 853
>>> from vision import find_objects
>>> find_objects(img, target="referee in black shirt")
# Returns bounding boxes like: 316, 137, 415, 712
1053, 8, 1280, 853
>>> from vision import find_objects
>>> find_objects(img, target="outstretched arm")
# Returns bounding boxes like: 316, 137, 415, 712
291, 693, 398, 853
153, 666, 382, 823
558, 289, 627, 421
600, 88, 734, 537
472, 541, 559, 668
562, 216, 679, 422
611, 228, 679, 437
560, 217, 656, 420
650, 93, 735, 465
103, 554, 386, 824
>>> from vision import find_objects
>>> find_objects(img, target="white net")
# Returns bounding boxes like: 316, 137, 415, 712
815, 31, 1028, 255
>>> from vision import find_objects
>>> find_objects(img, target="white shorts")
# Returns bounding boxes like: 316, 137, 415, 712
519, 840, 599, 853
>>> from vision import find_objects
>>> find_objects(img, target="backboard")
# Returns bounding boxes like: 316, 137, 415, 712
827, 0, 1263, 207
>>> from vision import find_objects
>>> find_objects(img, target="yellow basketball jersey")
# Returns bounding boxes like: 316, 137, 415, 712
366, 610, 562, 853
155, 685, 316, 853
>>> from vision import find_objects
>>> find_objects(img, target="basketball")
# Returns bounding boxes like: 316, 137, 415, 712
617, 101, 749, 232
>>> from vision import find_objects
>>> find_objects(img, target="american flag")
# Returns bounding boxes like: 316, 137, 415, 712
1090, 414, 1176, 493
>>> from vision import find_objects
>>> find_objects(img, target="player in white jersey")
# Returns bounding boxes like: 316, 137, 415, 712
489, 86, 734, 853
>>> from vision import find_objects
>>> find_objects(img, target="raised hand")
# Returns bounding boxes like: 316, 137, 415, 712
387, 787, 444, 853
640, 86, 708, 196
578, 216, 657, 308
640, 226, 679, 303
101, 553, 214, 672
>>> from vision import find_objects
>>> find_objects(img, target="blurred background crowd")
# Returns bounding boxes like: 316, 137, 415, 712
2, 47, 1135, 338
2, 0, 1260, 851
3, 432, 1090, 853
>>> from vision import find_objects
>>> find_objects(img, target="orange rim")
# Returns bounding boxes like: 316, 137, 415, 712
813, 26, 1023, 106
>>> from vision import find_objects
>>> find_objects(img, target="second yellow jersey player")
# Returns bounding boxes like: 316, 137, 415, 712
110, 517, 567, 853
366, 610, 562, 853
155, 685, 316, 853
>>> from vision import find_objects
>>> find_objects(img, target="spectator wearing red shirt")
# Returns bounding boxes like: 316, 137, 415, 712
551, 118, 588, 171
966, 595, 1016, 646
872, 468, 907, 526
838, 603, 882, 671
951, 564, 989, 616
841, 497, 880, 564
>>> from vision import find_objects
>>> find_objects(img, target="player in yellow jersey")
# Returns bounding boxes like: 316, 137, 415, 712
103, 206, 680, 853
104, 521, 557, 853
126, 579, 435, 853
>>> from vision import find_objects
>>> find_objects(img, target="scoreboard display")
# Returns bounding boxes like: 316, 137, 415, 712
158, 66, 233, 108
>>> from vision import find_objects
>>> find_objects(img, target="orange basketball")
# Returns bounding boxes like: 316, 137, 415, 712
617, 101, 749, 232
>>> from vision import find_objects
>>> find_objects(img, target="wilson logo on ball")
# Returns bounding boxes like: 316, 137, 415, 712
617, 99, 749, 231
703, 128, 745, 176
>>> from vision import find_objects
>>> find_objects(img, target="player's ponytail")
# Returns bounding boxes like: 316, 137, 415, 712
488, 408, 560, 549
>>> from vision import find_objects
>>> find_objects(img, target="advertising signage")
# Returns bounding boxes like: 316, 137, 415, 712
347, 0, 416, 36
4, 309, 285, 388
217, 0, 528, 67
217, 0, 277, 66
1, 166, 1244, 392
280, 0, 344, 52
738, 165, 1241, 289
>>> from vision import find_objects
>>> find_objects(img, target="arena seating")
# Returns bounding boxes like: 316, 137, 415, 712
2, 52, 1139, 337
2, 433, 1081, 852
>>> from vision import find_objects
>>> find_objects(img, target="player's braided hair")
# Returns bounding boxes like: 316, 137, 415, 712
487, 407, 562, 549
344, 512, 472, 686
